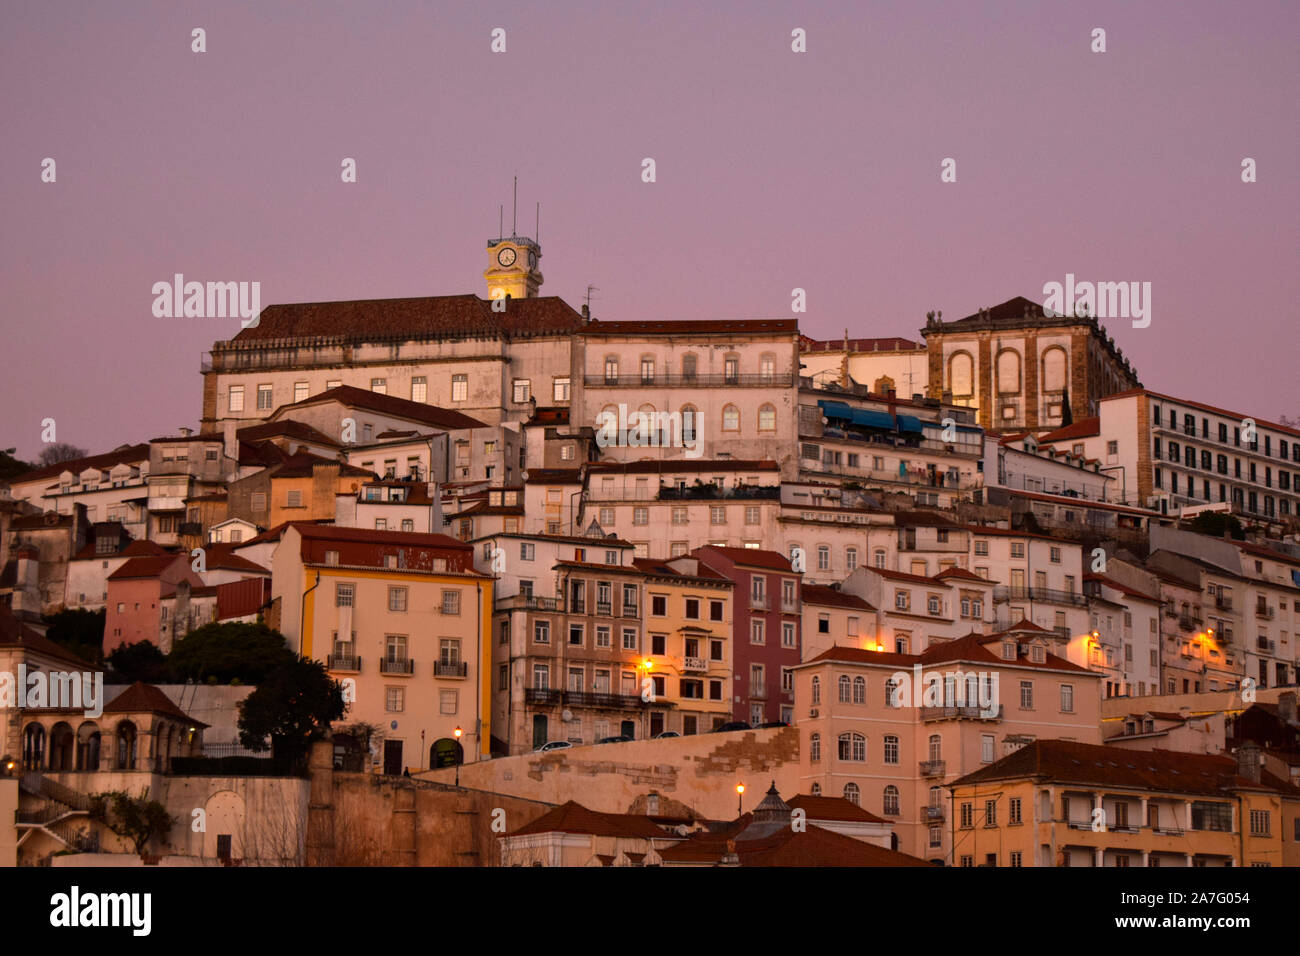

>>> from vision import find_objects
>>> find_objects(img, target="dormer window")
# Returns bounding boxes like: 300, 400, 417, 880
1143, 719, 1154, 734
1002, 641, 1016, 660
1125, 721, 1136, 735
1030, 645, 1045, 663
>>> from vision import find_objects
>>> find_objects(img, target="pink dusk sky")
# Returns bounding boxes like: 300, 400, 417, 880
2, 0, 1297, 460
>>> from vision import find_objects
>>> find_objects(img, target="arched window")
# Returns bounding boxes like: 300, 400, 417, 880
852, 676, 866, 704
723, 353, 740, 383
928, 734, 942, 761
810, 676, 820, 705
23, 722, 45, 771
843, 783, 861, 806
722, 405, 740, 432
873, 376, 895, 395
811, 782, 822, 796
809, 733, 821, 762
116, 721, 138, 770
838, 732, 865, 761
883, 735, 899, 764
637, 403, 658, 446
873, 549, 886, 568
996, 349, 1021, 395
759, 353, 776, 382
845, 547, 858, 571
639, 354, 656, 384
758, 404, 776, 432
604, 356, 619, 384
1042, 346, 1067, 393
883, 785, 900, 816
838, 675, 851, 703
680, 405, 698, 442
949, 351, 974, 398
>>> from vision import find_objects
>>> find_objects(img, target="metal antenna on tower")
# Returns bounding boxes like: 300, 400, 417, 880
498, 205, 503, 241
536, 202, 540, 243
586, 285, 599, 308
512, 175, 517, 236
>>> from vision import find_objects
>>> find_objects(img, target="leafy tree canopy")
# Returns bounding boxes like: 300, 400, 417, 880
167, 621, 294, 684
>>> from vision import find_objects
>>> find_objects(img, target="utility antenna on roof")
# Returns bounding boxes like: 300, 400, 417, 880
498, 205, 503, 241
512, 174, 517, 236
586, 285, 599, 308
536, 202, 540, 242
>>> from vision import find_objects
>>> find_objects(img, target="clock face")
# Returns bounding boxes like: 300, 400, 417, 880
528, 250, 537, 269
497, 246, 517, 267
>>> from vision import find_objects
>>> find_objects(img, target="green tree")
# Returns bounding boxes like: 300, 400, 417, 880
88, 789, 174, 857
0, 448, 32, 482
42, 608, 105, 665
237, 657, 345, 765
1190, 511, 1245, 540
168, 621, 294, 684
106, 640, 169, 683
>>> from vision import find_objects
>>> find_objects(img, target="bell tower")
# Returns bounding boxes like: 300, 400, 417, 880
484, 235, 542, 300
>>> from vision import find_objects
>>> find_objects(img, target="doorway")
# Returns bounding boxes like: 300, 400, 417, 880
383, 739, 403, 776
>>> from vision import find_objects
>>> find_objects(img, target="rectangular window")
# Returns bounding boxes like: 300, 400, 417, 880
441, 590, 460, 615
451, 374, 468, 402
388, 587, 408, 612
410, 377, 427, 403
370, 378, 386, 395
512, 379, 531, 403
552, 377, 570, 402
228, 385, 245, 412
293, 381, 309, 403
257, 384, 273, 409
336, 584, 354, 607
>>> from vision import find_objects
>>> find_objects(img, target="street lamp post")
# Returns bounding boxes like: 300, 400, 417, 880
454, 726, 463, 787
736, 783, 745, 818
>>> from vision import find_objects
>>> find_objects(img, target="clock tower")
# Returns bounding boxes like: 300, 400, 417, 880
484, 236, 543, 301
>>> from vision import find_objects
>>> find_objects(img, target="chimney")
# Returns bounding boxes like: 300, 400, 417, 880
1236, 741, 1262, 783
1279, 692, 1297, 725
581, 303, 589, 322
180, 427, 192, 438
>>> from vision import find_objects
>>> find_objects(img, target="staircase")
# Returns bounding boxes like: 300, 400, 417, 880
16, 772, 97, 859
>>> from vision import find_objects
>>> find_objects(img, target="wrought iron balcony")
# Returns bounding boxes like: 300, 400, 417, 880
434, 661, 468, 678
525, 687, 561, 706
919, 759, 946, 777
921, 705, 1003, 722
682, 656, 708, 673
327, 655, 361, 672
993, 586, 1087, 607
379, 658, 414, 675
1256, 605, 1275, 620
920, 804, 945, 821
585, 372, 795, 388
562, 690, 647, 710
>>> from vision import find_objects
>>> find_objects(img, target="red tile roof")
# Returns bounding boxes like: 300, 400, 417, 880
105, 682, 209, 726
107, 554, 186, 581
10, 444, 151, 485
583, 319, 799, 336
229, 293, 584, 343
202, 545, 269, 574
694, 545, 796, 573
1036, 418, 1102, 443
236, 420, 342, 448
0, 608, 89, 668
1084, 573, 1158, 603
506, 801, 671, 840
786, 793, 888, 824
294, 523, 471, 551
801, 584, 875, 611
1102, 388, 1300, 440
274, 384, 489, 432
586, 460, 779, 475
952, 739, 1299, 795
799, 336, 924, 352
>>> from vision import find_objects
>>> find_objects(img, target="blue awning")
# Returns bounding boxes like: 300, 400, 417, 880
1292, 570, 1300, 589
818, 400, 854, 420
896, 415, 924, 433
850, 408, 895, 429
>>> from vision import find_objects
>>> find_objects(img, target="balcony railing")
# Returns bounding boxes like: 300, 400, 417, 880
327, 655, 361, 672
1256, 605, 1275, 620
1257, 638, 1276, 654
920, 805, 945, 821
1215, 596, 1233, 610
380, 658, 415, 675
562, 690, 647, 710
434, 661, 468, 678
749, 685, 768, 700
750, 597, 768, 610
525, 687, 561, 706
585, 372, 795, 388
658, 485, 781, 501
921, 705, 1003, 721
496, 594, 562, 612
178, 522, 203, 536
682, 656, 708, 673
622, 604, 639, 619
919, 760, 946, 777
993, 586, 1087, 607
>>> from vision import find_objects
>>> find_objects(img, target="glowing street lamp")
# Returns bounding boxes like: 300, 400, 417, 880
736, 782, 745, 817
454, 726, 463, 786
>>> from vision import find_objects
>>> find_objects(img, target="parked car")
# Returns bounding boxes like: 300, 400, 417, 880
653, 731, 681, 739
711, 721, 752, 733
597, 735, 634, 744
757, 721, 789, 728
535, 740, 573, 753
